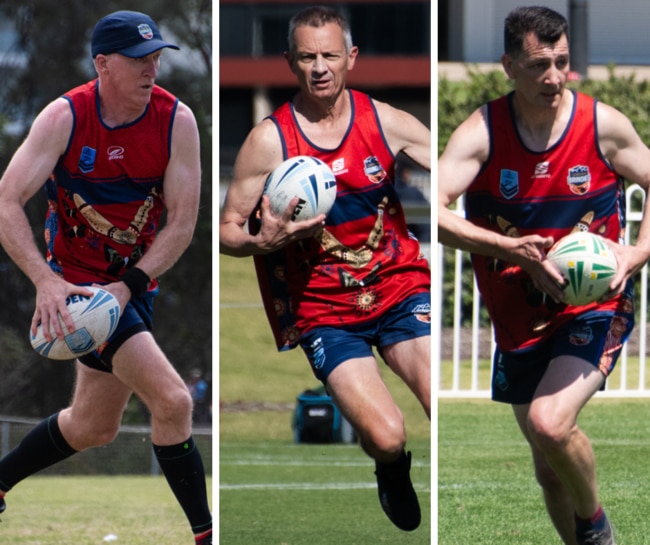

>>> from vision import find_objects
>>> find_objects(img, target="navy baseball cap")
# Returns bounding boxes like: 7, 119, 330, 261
91, 10, 179, 58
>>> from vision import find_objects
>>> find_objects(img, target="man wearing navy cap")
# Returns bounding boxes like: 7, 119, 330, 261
0, 10, 211, 544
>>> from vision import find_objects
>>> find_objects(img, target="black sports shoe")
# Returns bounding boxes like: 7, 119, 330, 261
374, 450, 421, 531
0, 497, 5, 516
576, 510, 615, 545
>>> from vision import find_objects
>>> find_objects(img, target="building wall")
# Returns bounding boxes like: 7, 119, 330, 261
442, 0, 650, 65
220, 1, 431, 170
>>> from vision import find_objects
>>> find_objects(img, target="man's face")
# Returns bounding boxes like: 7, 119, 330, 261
287, 22, 358, 103
101, 51, 162, 105
502, 31, 570, 110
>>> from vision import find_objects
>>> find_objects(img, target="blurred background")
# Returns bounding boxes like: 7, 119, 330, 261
0, 0, 212, 475
219, 0, 432, 247
218, 4, 432, 542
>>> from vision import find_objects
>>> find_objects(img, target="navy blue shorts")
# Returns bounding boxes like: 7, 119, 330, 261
299, 291, 431, 384
492, 308, 634, 405
79, 290, 156, 373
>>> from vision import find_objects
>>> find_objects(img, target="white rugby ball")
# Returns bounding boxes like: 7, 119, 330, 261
546, 231, 618, 306
264, 155, 337, 221
30, 286, 121, 360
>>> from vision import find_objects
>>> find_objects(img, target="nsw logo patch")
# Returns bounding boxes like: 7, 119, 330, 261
499, 169, 519, 199
79, 146, 96, 173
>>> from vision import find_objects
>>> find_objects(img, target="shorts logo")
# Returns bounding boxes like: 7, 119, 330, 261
567, 165, 591, 195
569, 326, 593, 346
309, 337, 326, 370
412, 303, 431, 324
494, 353, 508, 391
138, 23, 154, 40
499, 169, 519, 199
79, 146, 96, 173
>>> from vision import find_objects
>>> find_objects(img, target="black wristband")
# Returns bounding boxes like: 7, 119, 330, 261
120, 267, 151, 298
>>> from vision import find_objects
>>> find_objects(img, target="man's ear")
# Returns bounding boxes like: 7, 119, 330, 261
94, 54, 109, 75
347, 45, 359, 71
501, 53, 515, 80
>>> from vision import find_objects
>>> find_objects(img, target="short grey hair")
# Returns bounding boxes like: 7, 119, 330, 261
287, 6, 353, 56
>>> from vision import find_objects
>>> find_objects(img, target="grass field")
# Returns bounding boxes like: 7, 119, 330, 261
219, 254, 432, 544
439, 398, 650, 545
220, 254, 650, 544
220, 439, 430, 545
0, 475, 212, 544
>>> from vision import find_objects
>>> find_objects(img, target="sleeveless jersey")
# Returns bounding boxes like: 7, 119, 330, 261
44, 80, 178, 287
466, 90, 633, 352
252, 89, 431, 350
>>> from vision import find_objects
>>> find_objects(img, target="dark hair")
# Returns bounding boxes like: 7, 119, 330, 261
287, 6, 353, 56
504, 6, 568, 57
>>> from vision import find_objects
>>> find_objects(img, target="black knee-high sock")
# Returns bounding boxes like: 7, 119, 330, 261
0, 413, 77, 493
153, 436, 212, 534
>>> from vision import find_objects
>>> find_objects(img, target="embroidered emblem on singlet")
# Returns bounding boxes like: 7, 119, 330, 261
79, 146, 97, 173
363, 156, 387, 184
567, 165, 591, 194
499, 169, 519, 199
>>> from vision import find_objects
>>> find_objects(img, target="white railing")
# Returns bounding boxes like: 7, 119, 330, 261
437, 185, 650, 398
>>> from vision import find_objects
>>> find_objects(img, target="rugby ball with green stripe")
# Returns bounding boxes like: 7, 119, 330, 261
547, 231, 618, 306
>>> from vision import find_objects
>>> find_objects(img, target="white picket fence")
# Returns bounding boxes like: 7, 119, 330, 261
437, 184, 650, 398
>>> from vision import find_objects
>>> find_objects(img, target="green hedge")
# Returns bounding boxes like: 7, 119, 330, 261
439, 64, 650, 155
438, 65, 650, 327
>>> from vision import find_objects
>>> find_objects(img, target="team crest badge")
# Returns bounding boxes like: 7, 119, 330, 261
567, 165, 591, 194
569, 326, 593, 346
138, 23, 154, 40
364, 156, 387, 184
412, 303, 431, 324
499, 169, 519, 199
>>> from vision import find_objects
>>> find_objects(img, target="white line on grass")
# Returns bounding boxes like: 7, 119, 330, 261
221, 458, 430, 468
221, 482, 432, 492
438, 482, 534, 491
220, 482, 377, 491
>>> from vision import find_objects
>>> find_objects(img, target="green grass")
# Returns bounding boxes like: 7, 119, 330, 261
219, 254, 431, 544
221, 254, 650, 544
220, 440, 431, 545
439, 398, 650, 545
1, 475, 212, 544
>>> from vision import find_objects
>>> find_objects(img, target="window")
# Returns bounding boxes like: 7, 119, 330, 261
220, 2, 430, 57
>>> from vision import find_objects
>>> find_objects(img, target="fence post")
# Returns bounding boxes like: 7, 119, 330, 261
1, 421, 9, 458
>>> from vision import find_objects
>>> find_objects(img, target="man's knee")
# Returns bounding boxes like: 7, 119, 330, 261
526, 408, 574, 454
149, 383, 193, 423
360, 413, 407, 461
61, 411, 121, 450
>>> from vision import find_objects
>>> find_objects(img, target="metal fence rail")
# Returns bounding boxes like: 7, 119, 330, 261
0, 415, 213, 475
438, 185, 650, 398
